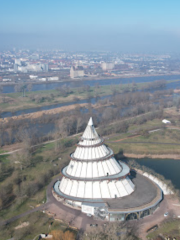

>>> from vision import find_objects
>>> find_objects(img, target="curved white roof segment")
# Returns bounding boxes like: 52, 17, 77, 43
59, 176, 134, 199
58, 117, 135, 200
73, 146, 112, 160
66, 158, 122, 178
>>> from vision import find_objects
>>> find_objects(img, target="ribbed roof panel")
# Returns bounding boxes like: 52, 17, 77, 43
59, 177, 135, 199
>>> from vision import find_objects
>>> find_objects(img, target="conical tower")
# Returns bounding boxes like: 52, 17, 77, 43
59, 117, 135, 201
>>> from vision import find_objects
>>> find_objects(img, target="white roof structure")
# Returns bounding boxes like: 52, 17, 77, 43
162, 119, 171, 124
59, 117, 135, 202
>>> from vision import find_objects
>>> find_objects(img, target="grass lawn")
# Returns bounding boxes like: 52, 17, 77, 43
0, 154, 10, 163
128, 119, 162, 132
147, 219, 180, 239
108, 119, 180, 155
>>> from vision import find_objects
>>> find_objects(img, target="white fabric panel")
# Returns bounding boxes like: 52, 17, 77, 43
64, 179, 73, 195
106, 160, 116, 175
71, 161, 78, 176
102, 145, 109, 155
92, 147, 96, 159
124, 182, 134, 194
66, 160, 74, 175
87, 162, 93, 178
123, 178, 134, 194
77, 181, 85, 198
123, 178, 129, 185
84, 182, 93, 198
102, 161, 110, 175
59, 178, 67, 192
92, 162, 98, 178
120, 179, 129, 197
81, 162, 87, 178
75, 162, 82, 177
78, 148, 83, 159
108, 181, 120, 198
74, 146, 108, 160
84, 147, 89, 159
116, 180, 128, 197
97, 161, 105, 176
93, 182, 101, 198
109, 158, 121, 172
100, 181, 111, 198
94, 147, 101, 159
126, 176, 135, 189
69, 180, 78, 197
82, 124, 99, 139
74, 148, 79, 158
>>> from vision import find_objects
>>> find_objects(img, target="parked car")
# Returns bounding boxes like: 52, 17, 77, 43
164, 212, 169, 217
90, 224, 98, 227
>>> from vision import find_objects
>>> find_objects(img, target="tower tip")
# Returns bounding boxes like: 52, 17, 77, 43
88, 117, 93, 126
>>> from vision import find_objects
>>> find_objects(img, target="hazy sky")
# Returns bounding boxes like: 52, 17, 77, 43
1, 0, 180, 51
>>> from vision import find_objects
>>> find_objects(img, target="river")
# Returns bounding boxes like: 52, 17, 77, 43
2, 74, 180, 93
1, 80, 180, 119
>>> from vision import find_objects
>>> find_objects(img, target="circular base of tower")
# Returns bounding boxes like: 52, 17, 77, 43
53, 173, 163, 221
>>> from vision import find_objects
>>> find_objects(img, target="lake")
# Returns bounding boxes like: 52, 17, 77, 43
135, 158, 180, 190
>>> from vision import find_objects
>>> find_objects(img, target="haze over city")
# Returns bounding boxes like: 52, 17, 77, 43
1, 0, 180, 51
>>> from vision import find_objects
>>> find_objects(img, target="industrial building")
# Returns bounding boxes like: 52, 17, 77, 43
70, 66, 84, 78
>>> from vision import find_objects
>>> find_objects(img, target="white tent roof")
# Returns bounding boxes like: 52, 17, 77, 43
59, 117, 135, 200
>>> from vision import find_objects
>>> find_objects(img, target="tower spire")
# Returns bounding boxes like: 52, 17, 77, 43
88, 117, 93, 126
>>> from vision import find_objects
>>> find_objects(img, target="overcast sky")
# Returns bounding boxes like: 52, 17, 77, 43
1, 0, 180, 52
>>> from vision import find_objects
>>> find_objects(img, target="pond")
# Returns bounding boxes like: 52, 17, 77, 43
135, 158, 180, 190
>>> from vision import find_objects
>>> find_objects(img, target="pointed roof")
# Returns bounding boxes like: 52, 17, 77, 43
82, 117, 99, 140
78, 117, 102, 146
88, 117, 93, 126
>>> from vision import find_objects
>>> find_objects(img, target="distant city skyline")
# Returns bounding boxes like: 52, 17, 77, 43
1, 0, 180, 52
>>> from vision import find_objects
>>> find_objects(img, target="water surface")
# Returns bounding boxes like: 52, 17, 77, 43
135, 158, 180, 190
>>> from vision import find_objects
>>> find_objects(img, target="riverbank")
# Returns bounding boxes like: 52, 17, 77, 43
122, 153, 180, 160
0, 78, 178, 116
0, 102, 88, 122
1, 72, 180, 87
